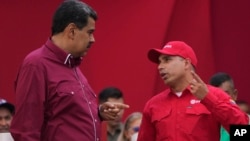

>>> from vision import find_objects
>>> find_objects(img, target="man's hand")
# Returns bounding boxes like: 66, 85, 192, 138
99, 102, 129, 121
189, 71, 209, 100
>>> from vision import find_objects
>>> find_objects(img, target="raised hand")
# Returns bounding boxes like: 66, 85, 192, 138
189, 71, 209, 100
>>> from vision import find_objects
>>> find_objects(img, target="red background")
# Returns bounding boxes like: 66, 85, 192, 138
1, 0, 250, 138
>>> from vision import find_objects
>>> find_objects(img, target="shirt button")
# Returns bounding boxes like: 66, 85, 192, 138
95, 119, 97, 122
89, 102, 91, 104
97, 138, 99, 141
71, 91, 74, 95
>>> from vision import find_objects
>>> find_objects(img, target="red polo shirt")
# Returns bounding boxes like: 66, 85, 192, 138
138, 86, 249, 141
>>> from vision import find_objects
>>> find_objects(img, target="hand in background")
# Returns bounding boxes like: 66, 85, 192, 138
99, 102, 129, 120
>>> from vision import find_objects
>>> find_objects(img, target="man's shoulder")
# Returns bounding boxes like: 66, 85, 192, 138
207, 84, 230, 96
146, 89, 171, 104
22, 45, 47, 66
204, 84, 232, 102
143, 89, 171, 114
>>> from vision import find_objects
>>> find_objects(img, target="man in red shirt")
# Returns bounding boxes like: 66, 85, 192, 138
137, 41, 249, 141
10, 1, 129, 141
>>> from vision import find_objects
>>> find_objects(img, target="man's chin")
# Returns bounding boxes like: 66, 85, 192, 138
81, 52, 88, 57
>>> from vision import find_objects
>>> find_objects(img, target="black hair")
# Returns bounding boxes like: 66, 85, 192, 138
51, 0, 97, 35
0, 102, 15, 115
209, 72, 234, 87
98, 87, 123, 103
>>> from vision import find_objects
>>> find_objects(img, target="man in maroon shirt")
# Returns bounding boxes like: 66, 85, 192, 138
137, 41, 249, 141
10, 1, 129, 141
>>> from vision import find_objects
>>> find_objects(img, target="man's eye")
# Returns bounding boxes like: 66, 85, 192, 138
4, 116, 11, 120
164, 57, 172, 61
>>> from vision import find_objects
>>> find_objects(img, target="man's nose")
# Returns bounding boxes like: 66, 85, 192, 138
0, 119, 8, 126
158, 63, 164, 70
90, 35, 95, 42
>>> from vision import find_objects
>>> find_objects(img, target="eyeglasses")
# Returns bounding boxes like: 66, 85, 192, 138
131, 126, 140, 132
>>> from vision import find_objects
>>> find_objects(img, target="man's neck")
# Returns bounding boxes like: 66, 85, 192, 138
170, 75, 191, 93
107, 124, 120, 135
51, 34, 70, 54
171, 84, 188, 93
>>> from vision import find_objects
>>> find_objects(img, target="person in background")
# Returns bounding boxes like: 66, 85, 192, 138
137, 41, 249, 141
0, 99, 15, 133
117, 112, 142, 141
236, 100, 250, 124
236, 100, 250, 114
209, 72, 250, 117
10, 1, 129, 141
209, 72, 238, 101
0, 98, 15, 141
130, 132, 139, 141
98, 87, 125, 141
209, 72, 239, 141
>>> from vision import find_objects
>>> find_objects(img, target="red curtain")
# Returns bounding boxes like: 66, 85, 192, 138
1, 1, 250, 139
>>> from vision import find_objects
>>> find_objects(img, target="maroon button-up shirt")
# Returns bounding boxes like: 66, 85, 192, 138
10, 39, 101, 141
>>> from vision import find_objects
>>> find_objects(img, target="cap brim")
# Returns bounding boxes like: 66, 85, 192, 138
148, 48, 175, 63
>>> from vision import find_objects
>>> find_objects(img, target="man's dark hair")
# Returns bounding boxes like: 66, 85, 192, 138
209, 72, 234, 87
98, 87, 123, 103
0, 99, 15, 115
51, 0, 97, 35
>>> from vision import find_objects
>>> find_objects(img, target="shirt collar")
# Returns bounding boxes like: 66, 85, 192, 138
45, 38, 82, 67
169, 85, 192, 96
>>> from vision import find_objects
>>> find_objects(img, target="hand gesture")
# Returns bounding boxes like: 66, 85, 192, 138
99, 102, 129, 121
189, 71, 209, 100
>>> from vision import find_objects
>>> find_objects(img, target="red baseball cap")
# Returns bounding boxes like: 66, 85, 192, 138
147, 41, 197, 67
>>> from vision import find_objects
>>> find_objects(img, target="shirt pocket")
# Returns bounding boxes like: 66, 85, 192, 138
55, 83, 82, 103
47, 84, 82, 114
183, 104, 211, 134
151, 108, 172, 122
151, 108, 172, 139
56, 85, 80, 97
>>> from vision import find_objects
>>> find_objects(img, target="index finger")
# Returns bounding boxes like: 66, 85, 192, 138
114, 103, 130, 109
191, 71, 204, 83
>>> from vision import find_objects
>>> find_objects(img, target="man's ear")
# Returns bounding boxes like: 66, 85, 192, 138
185, 58, 192, 69
233, 89, 238, 101
65, 23, 77, 40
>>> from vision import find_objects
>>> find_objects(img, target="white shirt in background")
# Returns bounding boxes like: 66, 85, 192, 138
130, 132, 138, 141
0, 133, 14, 141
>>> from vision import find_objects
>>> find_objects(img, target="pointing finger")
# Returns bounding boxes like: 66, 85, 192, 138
191, 71, 203, 83
114, 103, 130, 109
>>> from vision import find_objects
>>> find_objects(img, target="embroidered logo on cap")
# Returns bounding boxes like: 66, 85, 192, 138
163, 44, 172, 49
